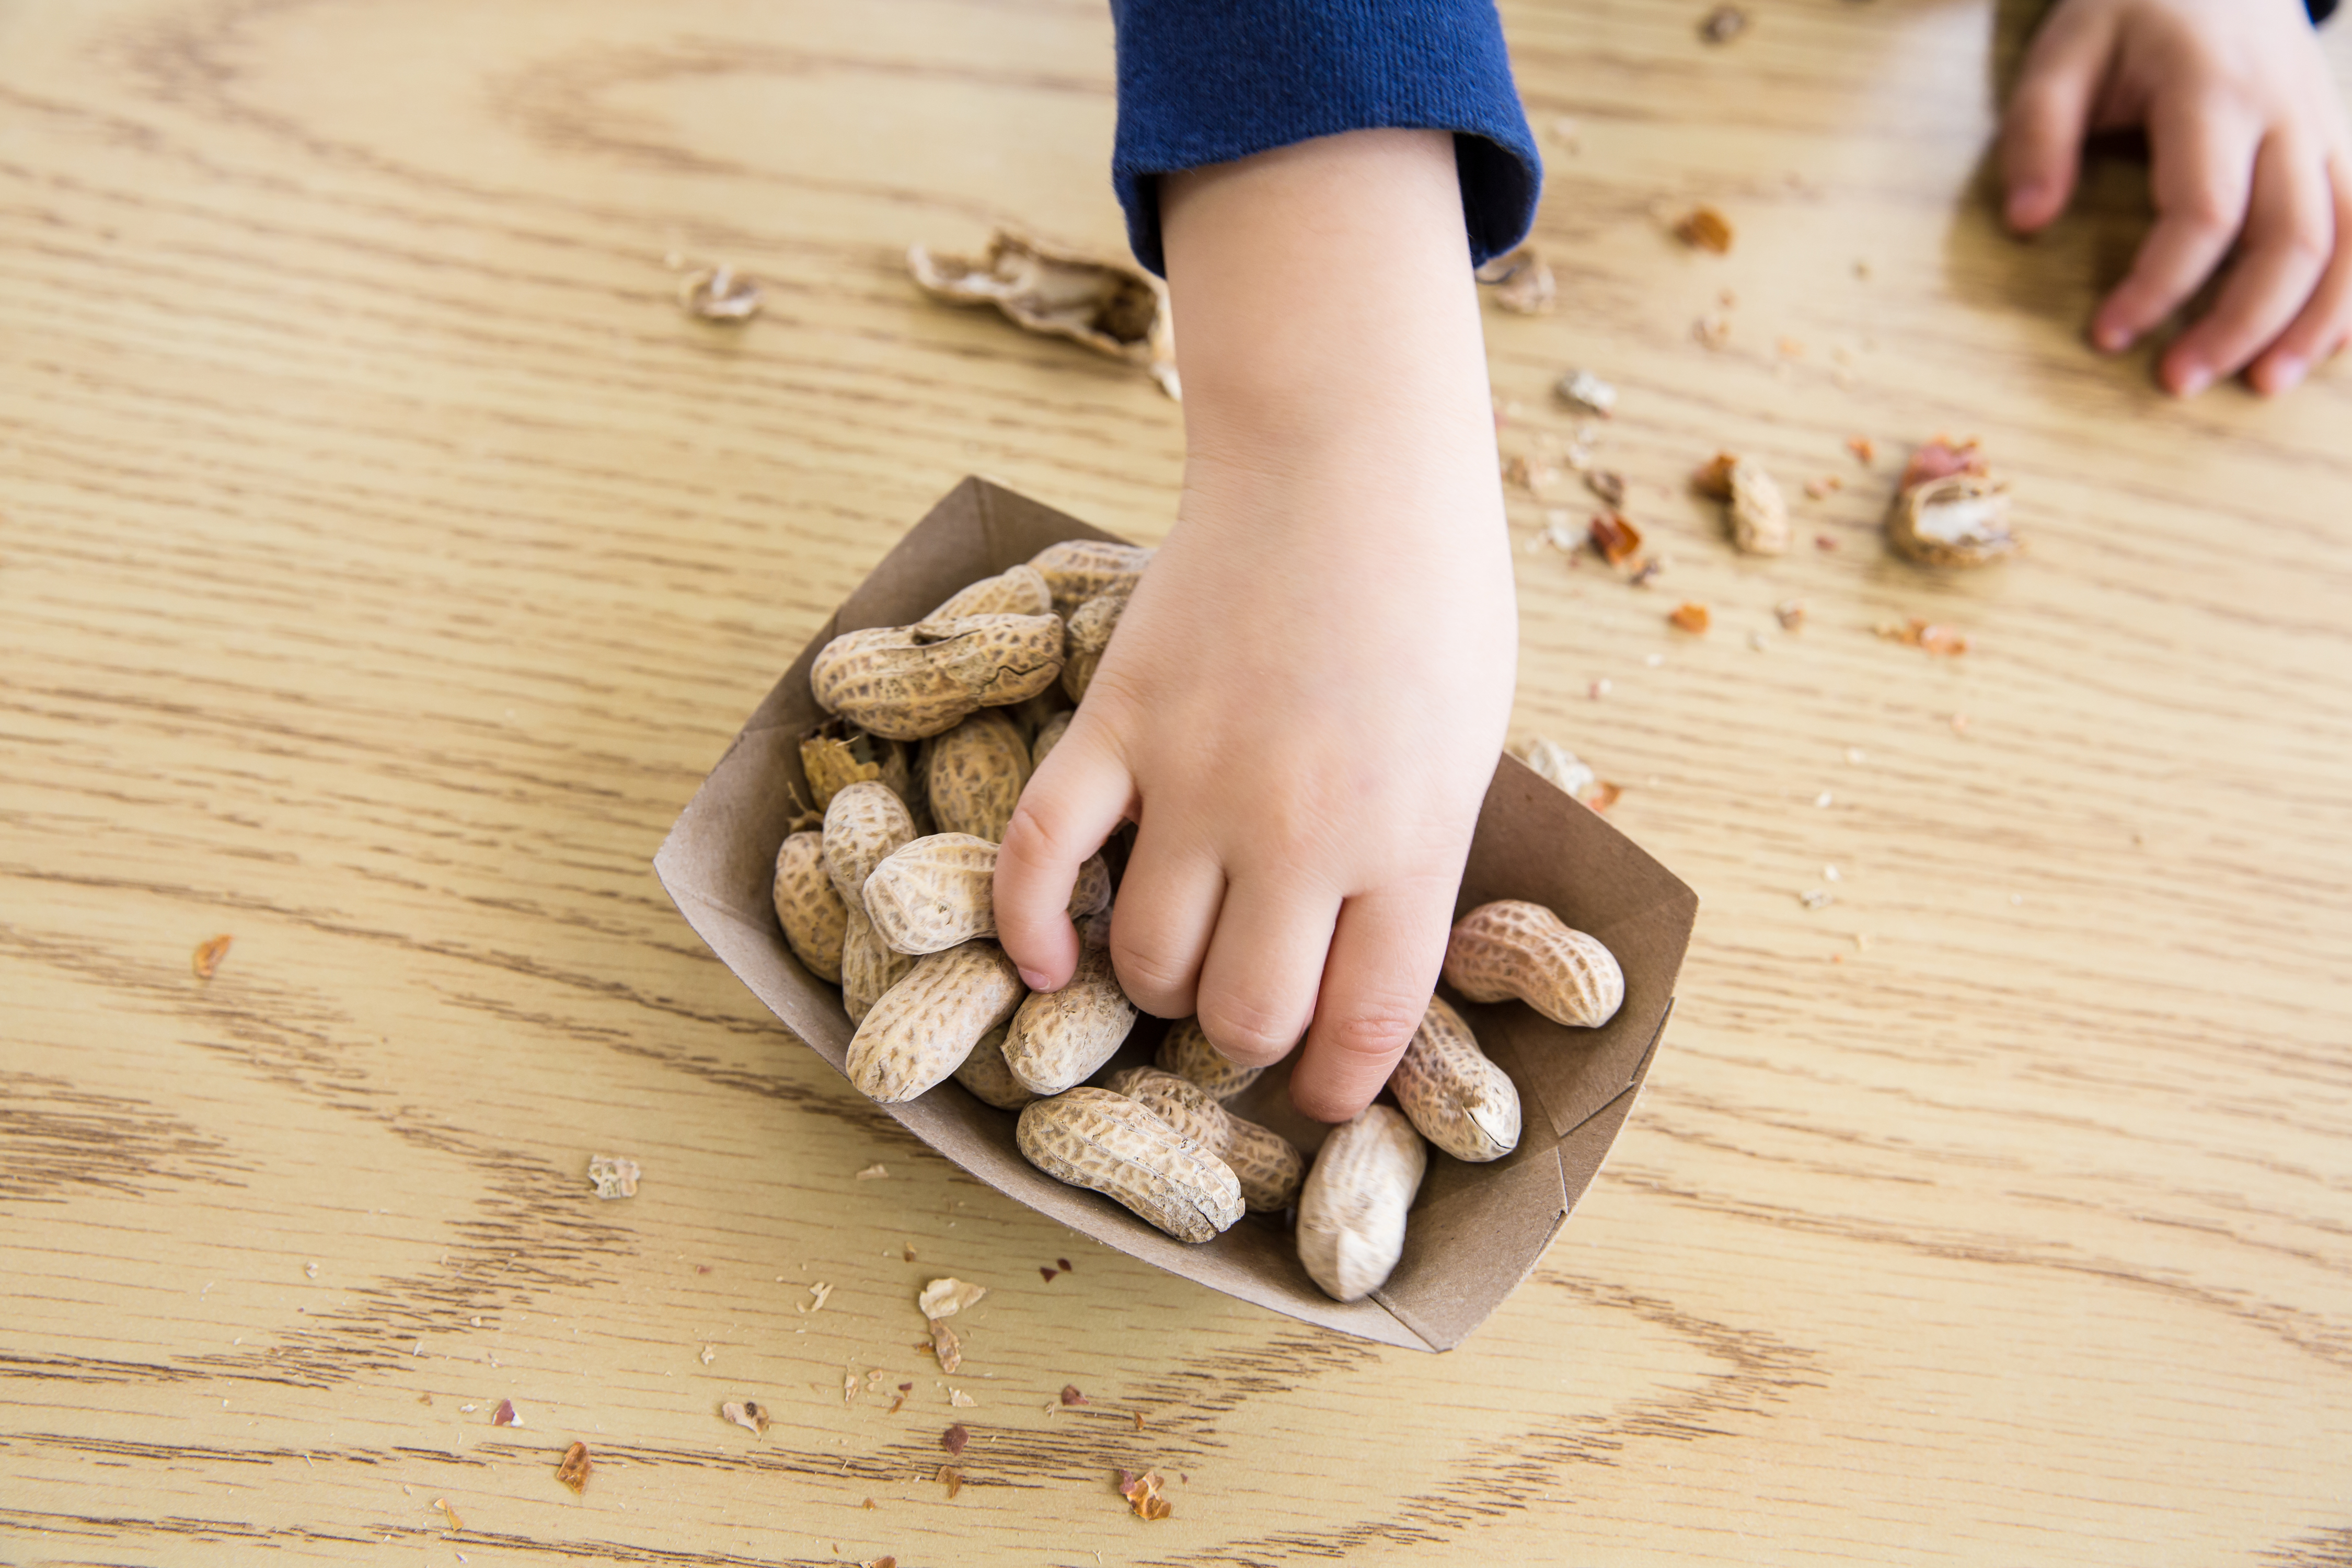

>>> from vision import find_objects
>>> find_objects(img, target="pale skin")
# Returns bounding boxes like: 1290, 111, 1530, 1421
994, 128, 1515, 1123
995, 0, 2347, 1126
2005, 0, 2352, 394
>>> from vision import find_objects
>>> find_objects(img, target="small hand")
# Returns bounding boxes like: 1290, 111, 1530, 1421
991, 130, 1517, 1121
2002, 0, 2352, 395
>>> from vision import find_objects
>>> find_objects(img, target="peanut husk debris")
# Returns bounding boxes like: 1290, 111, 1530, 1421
1887, 439, 2019, 567
652, 477, 1696, 1351
1477, 245, 1557, 315
909, 227, 1178, 398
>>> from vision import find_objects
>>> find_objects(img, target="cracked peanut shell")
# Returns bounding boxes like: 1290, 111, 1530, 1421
1296, 1104, 1426, 1302
771, 830, 848, 984
1697, 452, 1789, 556
1153, 1017, 1264, 1101
926, 711, 1031, 843
1002, 944, 1137, 1096
1389, 995, 1520, 1162
811, 613, 1064, 742
1027, 540, 1153, 618
846, 940, 1027, 1103
1887, 471, 2019, 568
863, 833, 1111, 956
800, 718, 920, 815
1443, 900, 1624, 1029
1104, 1066, 1304, 1212
1016, 1087, 1244, 1243
907, 229, 1175, 395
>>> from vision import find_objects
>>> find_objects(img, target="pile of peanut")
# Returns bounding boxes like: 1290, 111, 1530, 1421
777, 541, 1627, 1302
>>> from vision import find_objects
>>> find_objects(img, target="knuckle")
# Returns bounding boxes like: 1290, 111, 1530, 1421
1108, 941, 1197, 1011
1196, 994, 1305, 1067
1319, 995, 1427, 1065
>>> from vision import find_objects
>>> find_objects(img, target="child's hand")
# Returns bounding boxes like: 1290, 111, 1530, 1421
993, 130, 1517, 1121
2002, 0, 2352, 395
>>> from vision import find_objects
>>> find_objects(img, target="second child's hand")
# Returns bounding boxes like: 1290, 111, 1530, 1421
2003, 0, 2352, 395
991, 128, 1518, 1122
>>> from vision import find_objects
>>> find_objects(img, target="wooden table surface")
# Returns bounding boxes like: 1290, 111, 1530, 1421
5, 0, 2349, 1562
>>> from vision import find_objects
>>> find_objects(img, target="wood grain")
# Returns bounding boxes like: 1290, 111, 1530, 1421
4, 0, 2349, 1562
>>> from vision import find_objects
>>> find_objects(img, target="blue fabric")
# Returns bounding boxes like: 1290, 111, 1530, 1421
1106, 0, 1541, 276
2312, 0, 2337, 24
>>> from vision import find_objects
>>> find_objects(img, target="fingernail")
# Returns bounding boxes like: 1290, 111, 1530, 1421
2173, 362, 2212, 398
2265, 354, 2308, 394
2093, 321, 2132, 354
1018, 967, 1052, 991
2005, 185, 2043, 229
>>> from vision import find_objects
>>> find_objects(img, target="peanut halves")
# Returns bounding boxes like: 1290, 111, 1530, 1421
1016, 1087, 1243, 1243
1443, 900, 1624, 1028
1388, 995, 1520, 1162
1296, 1105, 1426, 1302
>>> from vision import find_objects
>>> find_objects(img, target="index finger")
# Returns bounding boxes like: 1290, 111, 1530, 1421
995, 717, 1135, 992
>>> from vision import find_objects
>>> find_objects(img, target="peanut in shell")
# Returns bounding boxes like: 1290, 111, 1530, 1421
771, 830, 848, 984
1388, 995, 1521, 1162
1059, 586, 1128, 704
1296, 1104, 1426, 1302
1031, 709, 1072, 771
1002, 944, 1137, 1096
926, 711, 1031, 843
811, 613, 1064, 741
1104, 1067, 1303, 1212
841, 906, 916, 1024
1027, 539, 1152, 618
1153, 1017, 1264, 1101
952, 1023, 1034, 1110
1015, 1087, 1243, 1243
1442, 900, 1624, 1028
822, 781, 916, 914
846, 940, 1026, 1103
927, 562, 1053, 621
863, 833, 1111, 956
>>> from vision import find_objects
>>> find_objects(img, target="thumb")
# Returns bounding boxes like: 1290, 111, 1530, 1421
994, 710, 1136, 991
2001, 3, 2117, 233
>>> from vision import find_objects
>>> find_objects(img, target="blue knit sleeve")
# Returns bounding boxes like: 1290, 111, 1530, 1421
2312, 0, 2337, 22
1106, 0, 1541, 276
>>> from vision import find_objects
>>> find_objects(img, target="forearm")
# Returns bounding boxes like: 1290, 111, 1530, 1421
1159, 129, 1504, 545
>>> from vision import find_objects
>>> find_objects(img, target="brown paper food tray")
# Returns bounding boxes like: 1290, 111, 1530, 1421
653, 478, 1697, 1351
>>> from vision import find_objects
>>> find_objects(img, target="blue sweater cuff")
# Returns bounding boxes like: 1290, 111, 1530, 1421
2312, 0, 2337, 22
1108, 0, 1542, 277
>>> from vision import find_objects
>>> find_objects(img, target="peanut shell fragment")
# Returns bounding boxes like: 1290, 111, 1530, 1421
1153, 1018, 1264, 1101
1887, 472, 2018, 568
1002, 944, 1138, 1096
847, 941, 1027, 1103
812, 614, 1065, 741
1695, 452, 1788, 555
1296, 1105, 1426, 1301
1388, 995, 1521, 1162
863, 833, 1111, 956
926, 711, 1031, 843
772, 830, 848, 983
1104, 1066, 1304, 1212
908, 228, 1177, 397
1016, 1087, 1244, 1243
1443, 900, 1624, 1029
